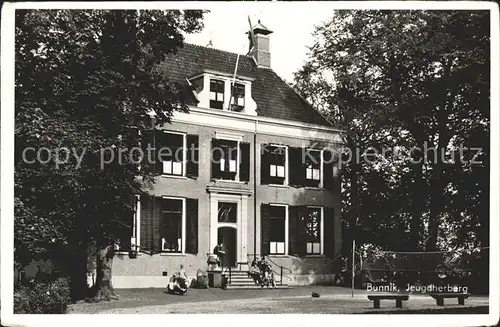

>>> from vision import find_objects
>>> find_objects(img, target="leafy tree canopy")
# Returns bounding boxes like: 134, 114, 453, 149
294, 10, 489, 252
15, 9, 206, 298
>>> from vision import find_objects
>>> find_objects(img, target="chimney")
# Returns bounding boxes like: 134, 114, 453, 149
248, 19, 273, 68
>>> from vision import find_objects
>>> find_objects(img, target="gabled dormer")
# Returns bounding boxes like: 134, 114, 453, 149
187, 70, 257, 116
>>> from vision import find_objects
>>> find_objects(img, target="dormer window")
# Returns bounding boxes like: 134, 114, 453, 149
190, 72, 256, 116
230, 83, 245, 112
209, 79, 224, 109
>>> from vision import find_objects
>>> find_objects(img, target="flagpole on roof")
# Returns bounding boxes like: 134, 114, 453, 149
228, 16, 254, 111
247, 15, 256, 54
227, 54, 240, 111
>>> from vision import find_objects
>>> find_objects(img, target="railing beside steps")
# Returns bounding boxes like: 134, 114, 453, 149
266, 256, 292, 285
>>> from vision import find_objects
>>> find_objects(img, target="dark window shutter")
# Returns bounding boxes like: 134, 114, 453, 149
261, 203, 271, 256
239, 142, 250, 182
288, 206, 298, 255
297, 206, 307, 256
186, 198, 198, 254
140, 196, 152, 251
139, 195, 161, 253
288, 147, 305, 187
153, 197, 162, 253
324, 207, 335, 257
288, 206, 306, 256
260, 144, 270, 185
186, 135, 199, 179
323, 149, 334, 190
211, 139, 221, 179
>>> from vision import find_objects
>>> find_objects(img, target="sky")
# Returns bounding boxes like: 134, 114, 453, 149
183, 3, 336, 83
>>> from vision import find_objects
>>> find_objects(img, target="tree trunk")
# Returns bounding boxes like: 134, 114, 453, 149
426, 60, 454, 252
426, 152, 445, 252
90, 244, 119, 301
410, 154, 425, 251
68, 242, 90, 301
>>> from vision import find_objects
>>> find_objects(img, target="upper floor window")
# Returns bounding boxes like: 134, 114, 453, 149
212, 139, 238, 180
211, 138, 250, 182
305, 149, 322, 187
158, 132, 185, 176
150, 131, 199, 179
261, 144, 287, 185
230, 83, 245, 112
210, 79, 224, 110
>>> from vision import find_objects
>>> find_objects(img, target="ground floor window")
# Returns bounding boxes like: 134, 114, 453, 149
269, 205, 286, 255
116, 211, 133, 252
304, 207, 322, 255
116, 196, 140, 252
160, 198, 184, 253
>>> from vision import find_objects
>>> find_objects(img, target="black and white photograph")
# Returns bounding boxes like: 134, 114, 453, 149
1, 1, 498, 326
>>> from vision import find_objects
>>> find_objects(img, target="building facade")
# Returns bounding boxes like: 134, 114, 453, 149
112, 21, 344, 288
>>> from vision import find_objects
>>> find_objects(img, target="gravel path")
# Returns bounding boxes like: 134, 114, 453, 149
69, 286, 489, 314
96, 294, 489, 314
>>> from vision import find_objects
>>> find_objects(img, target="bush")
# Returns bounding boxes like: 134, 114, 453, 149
14, 278, 71, 314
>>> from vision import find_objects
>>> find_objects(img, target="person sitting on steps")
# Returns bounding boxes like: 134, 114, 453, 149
249, 259, 261, 285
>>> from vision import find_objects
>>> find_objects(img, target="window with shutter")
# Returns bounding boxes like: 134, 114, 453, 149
158, 132, 185, 176
304, 207, 323, 255
209, 79, 225, 109
304, 149, 322, 188
230, 83, 245, 112
268, 145, 287, 185
211, 138, 239, 181
116, 210, 134, 252
261, 144, 287, 186
269, 205, 287, 255
160, 198, 185, 253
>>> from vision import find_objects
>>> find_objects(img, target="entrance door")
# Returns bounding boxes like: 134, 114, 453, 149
217, 227, 237, 268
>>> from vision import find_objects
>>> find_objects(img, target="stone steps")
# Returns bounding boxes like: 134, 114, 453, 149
224, 270, 289, 289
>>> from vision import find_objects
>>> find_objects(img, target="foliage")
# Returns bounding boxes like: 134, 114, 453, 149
14, 278, 71, 314
15, 9, 206, 300
294, 10, 489, 252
